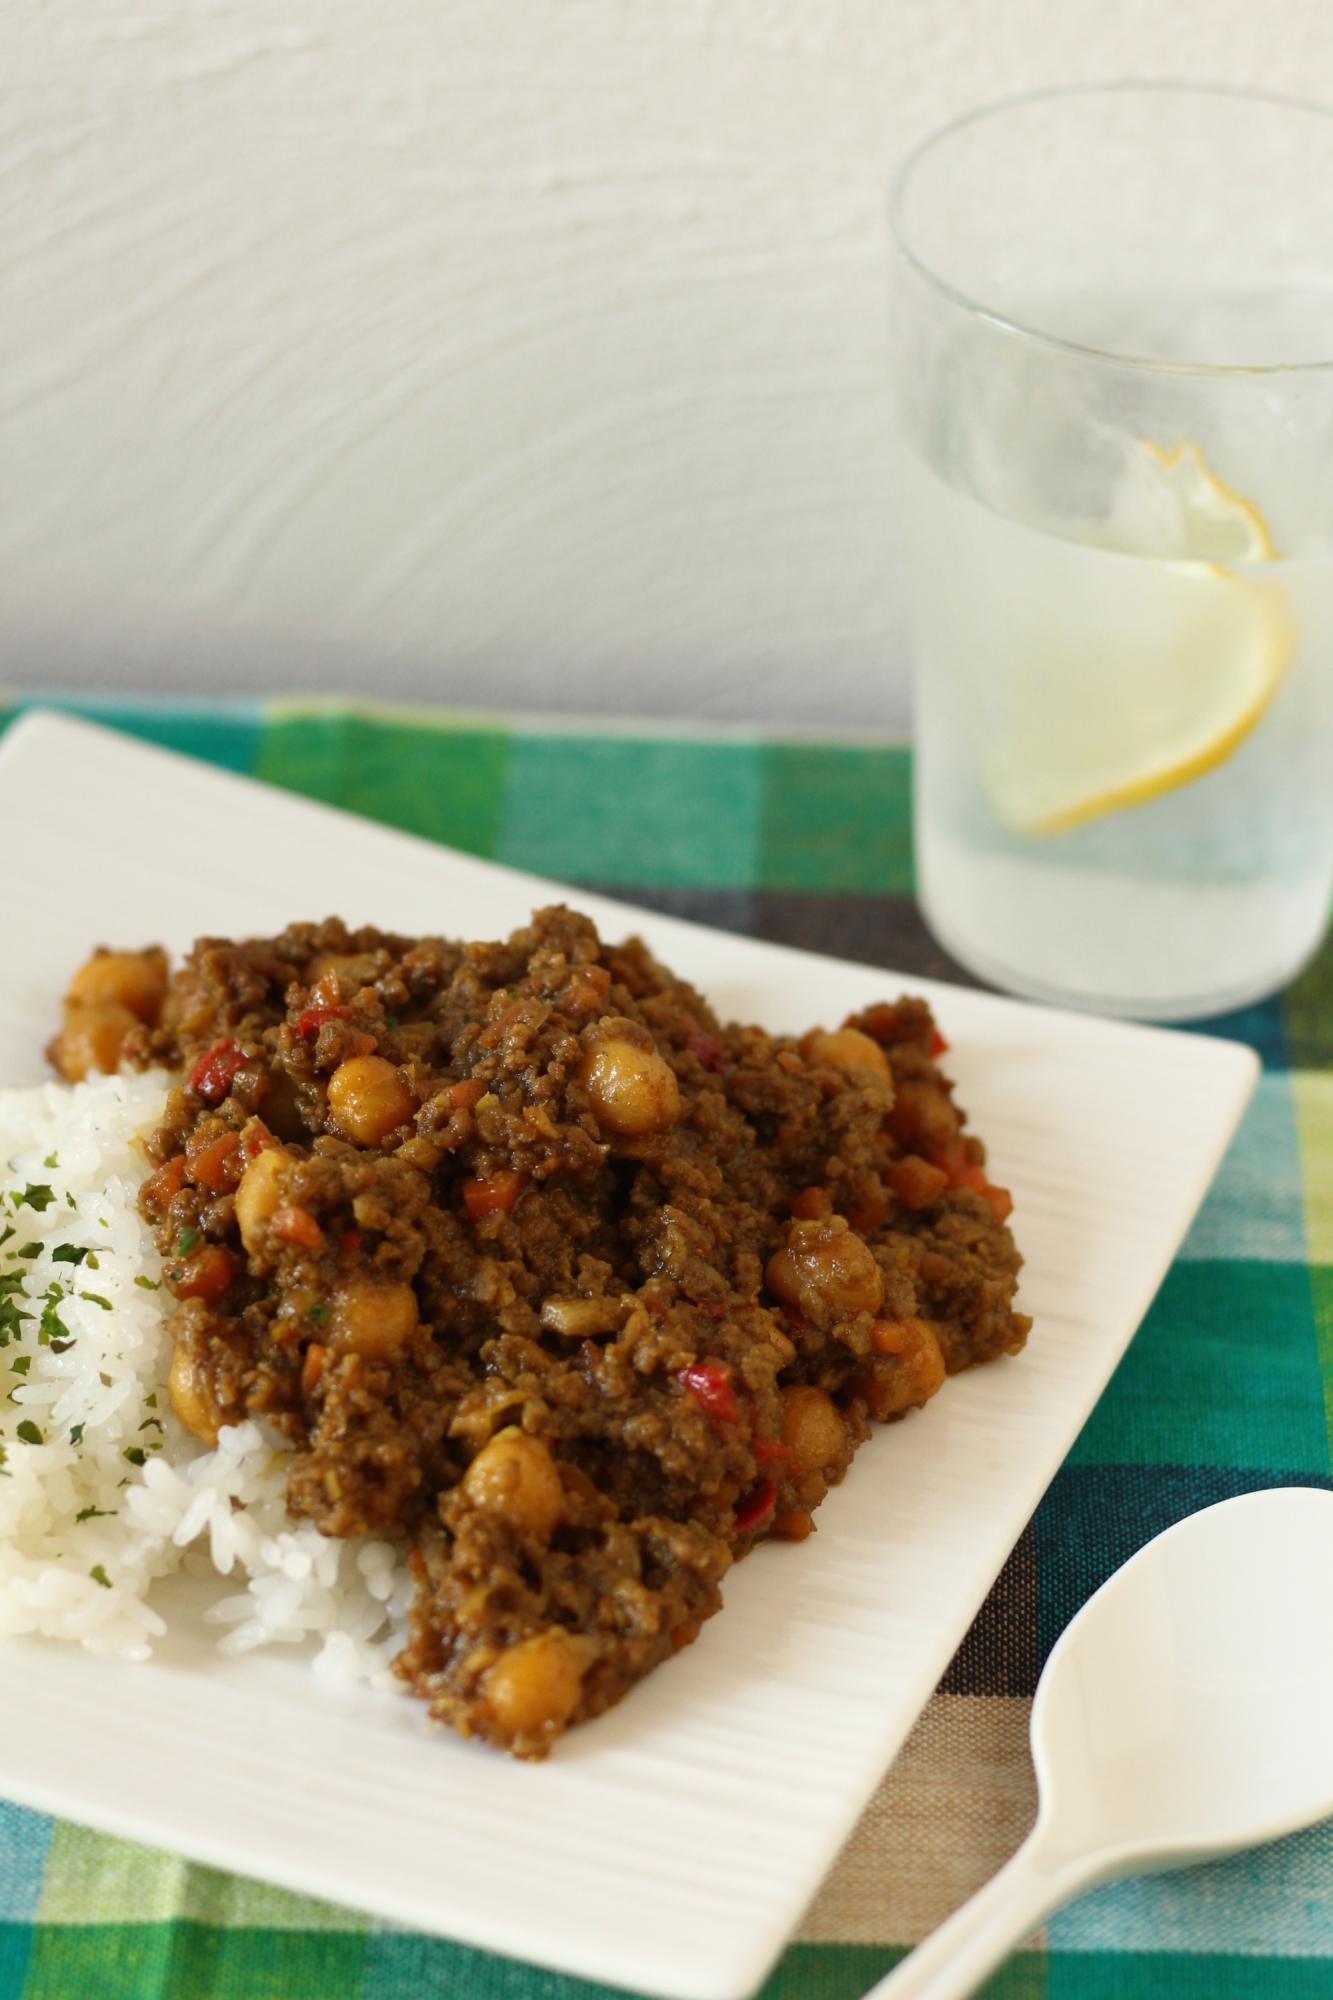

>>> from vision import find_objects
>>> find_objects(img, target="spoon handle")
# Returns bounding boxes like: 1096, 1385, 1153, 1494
860, 1832, 1087, 2000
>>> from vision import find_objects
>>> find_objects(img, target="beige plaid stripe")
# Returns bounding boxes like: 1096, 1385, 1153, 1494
797, 1693, 1040, 1947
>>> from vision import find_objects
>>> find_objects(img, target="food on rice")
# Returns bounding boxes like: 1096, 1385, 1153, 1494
40, 906, 1028, 1757
0, 1072, 411, 1675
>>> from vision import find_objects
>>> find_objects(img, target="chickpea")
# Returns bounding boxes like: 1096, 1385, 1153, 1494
327, 1055, 417, 1146
782, 1384, 847, 1478
68, 948, 168, 1027
800, 1026, 891, 1084
765, 1217, 883, 1327
857, 1318, 946, 1419
168, 1344, 224, 1446
235, 1147, 289, 1255
308, 951, 382, 991
481, 1627, 584, 1744
328, 1279, 419, 1361
462, 1427, 564, 1539
51, 1000, 138, 1081
578, 1038, 681, 1136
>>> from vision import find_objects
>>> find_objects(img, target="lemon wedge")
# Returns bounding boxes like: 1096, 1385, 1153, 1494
983, 441, 1293, 836
1103, 439, 1278, 565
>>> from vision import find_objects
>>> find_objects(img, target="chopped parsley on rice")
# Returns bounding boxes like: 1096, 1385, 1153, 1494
0, 1071, 410, 1680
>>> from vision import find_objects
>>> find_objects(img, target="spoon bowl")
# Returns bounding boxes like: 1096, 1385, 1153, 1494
867, 1486, 1333, 2000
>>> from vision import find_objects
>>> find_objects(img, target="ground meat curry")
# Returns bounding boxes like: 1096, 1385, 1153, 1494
50, 907, 1029, 1757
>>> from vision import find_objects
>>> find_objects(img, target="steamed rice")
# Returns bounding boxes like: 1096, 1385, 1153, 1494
0, 1071, 412, 1684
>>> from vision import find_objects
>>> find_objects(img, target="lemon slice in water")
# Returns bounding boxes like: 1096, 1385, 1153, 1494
985, 441, 1293, 836
1106, 439, 1278, 564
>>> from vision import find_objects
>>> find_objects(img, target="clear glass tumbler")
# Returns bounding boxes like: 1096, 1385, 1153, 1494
890, 84, 1333, 1019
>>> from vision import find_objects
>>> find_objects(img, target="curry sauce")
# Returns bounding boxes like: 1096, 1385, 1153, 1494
51, 907, 1028, 1756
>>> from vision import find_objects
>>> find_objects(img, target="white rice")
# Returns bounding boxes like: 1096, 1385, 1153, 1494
0, 1071, 412, 1686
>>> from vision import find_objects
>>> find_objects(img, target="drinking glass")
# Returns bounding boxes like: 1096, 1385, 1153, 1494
890, 84, 1333, 1019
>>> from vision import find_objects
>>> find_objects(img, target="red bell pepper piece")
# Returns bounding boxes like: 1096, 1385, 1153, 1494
295, 1005, 353, 1038
733, 1483, 777, 1534
190, 1038, 247, 1105
677, 1361, 739, 1428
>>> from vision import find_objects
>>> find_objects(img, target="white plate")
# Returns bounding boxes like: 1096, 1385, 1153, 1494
0, 711, 1256, 2000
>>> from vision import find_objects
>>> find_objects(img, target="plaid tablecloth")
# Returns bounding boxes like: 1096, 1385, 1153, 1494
2, 694, 1330, 2000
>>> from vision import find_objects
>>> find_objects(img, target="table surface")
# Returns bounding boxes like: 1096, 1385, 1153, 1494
1, 694, 1329, 2000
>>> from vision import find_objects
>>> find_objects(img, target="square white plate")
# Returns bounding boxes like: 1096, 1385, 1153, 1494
0, 711, 1256, 2000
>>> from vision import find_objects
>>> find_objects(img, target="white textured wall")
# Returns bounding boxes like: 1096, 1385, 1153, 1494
3, 2, 1332, 729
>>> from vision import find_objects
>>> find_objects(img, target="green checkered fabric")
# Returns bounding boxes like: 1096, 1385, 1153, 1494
2, 694, 1331, 2000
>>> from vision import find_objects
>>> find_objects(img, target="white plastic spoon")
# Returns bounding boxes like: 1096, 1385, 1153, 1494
865, 1485, 1333, 2000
